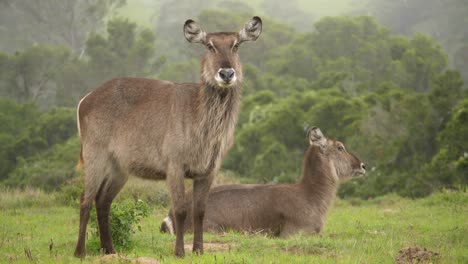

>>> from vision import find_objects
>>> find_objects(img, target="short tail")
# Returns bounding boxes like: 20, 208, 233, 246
76, 91, 91, 139
76, 92, 90, 172
160, 216, 174, 235
75, 144, 84, 171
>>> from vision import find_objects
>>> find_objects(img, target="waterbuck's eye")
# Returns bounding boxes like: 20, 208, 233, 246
337, 145, 345, 152
206, 43, 215, 52
232, 43, 240, 52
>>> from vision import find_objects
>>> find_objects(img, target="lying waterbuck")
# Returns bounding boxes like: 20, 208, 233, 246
160, 127, 366, 237
74, 17, 262, 258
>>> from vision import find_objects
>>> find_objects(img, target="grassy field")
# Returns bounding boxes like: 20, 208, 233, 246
0, 188, 466, 263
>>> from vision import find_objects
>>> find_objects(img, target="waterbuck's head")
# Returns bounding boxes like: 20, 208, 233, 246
307, 127, 366, 182
183, 16, 262, 88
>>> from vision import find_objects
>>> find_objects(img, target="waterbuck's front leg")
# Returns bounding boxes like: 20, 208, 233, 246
192, 175, 214, 254
167, 164, 187, 257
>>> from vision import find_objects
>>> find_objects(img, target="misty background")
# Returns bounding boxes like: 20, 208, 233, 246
0, 0, 466, 199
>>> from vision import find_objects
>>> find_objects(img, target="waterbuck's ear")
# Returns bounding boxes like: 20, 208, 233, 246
308, 127, 327, 149
239, 16, 262, 43
183, 19, 206, 44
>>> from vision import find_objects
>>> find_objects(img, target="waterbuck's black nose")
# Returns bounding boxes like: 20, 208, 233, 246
361, 163, 366, 170
218, 68, 235, 83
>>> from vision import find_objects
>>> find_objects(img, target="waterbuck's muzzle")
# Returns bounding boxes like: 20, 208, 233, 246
215, 68, 236, 87
353, 162, 366, 177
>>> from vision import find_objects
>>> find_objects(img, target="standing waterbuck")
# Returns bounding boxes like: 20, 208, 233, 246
161, 127, 366, 237
74, 16, 262, 258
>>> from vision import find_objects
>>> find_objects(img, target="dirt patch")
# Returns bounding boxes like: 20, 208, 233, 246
395, 246, 440, 264
184, 242, 231, 252
96, 254, 160, 264
96, 243, 230, 263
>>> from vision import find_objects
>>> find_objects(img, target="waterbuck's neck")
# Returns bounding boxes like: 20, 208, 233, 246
195, 81, 242, 140
299, 147, 339, 214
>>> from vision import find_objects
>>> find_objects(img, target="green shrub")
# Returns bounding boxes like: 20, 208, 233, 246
56, 175, 83, 207
89, 199, 150, 251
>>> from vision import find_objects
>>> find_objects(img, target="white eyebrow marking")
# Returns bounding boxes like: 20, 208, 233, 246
208, 40, 218, 52
210, 39, 217, 51
232, 39, 238, 51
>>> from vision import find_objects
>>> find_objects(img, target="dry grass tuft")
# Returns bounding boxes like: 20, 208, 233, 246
0, 187, 55, 210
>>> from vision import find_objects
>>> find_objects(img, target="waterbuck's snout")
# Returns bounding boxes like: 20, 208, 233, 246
354, 162, 366, 177
350, 156, 366, 178
216, 68, 236, 86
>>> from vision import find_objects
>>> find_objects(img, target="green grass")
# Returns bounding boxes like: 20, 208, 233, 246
0, 190, 466, 263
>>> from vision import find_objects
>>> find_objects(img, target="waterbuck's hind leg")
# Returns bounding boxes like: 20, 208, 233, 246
74, 192, 92, 258
74, 183, 101, 258
167, 164, 187, 257
95, 172, 127, 255
74, 159, 109, 258
192, 176, 214, 254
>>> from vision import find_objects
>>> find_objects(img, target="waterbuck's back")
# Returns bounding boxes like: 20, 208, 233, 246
174, 183, 306, 235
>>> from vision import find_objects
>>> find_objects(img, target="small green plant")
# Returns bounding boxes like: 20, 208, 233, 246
56, 176, 83, 207
89, 199, 150, 251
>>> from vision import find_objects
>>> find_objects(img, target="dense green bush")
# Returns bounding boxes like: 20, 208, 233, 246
5, 136, 80, 191
0, 99, 76, 182
0, 99, 41, 179
414, 99, 468, 193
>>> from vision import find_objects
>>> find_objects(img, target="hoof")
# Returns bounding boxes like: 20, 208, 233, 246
192, 246, 204, 255
73, 250, 85, 259
100, 247, 116, 255
175, 249, 185, 258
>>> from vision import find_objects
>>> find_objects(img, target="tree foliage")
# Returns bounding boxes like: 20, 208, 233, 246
0, 11, 466, 198
0, 0, 125, 52
0, 99, 76, 183
361, 0, 468, 85
0, 17, 164, 108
